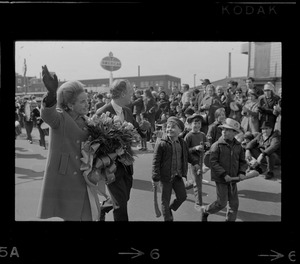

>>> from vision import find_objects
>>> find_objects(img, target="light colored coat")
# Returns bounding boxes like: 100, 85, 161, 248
241, 99, 260, 133
37, 103, 90, 221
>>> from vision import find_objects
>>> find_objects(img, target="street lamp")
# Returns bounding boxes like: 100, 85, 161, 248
194, 74, 196, 88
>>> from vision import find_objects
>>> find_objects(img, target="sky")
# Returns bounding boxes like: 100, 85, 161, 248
15, 41, 249, 86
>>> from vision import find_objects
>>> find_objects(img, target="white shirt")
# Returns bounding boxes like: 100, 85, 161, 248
111, 99, 124, 122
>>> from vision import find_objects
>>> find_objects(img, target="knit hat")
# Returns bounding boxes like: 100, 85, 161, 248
167, 116, 185, 132
186, 113, 204, 124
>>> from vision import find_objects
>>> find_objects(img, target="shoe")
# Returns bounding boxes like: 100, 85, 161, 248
99, 202, 113, 221
138, 147, 144, 151
185, 184, 193, 190
185, 180, 194, 190
200, 206, 209, 222
169, 208, 174, 221
255, 166, 263, 175
202, 165, 210, 174
265, 171, 274, 180
29, 140, 33, 144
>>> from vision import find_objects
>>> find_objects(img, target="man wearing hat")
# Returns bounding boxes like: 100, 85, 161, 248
152, 116, 198, 221
257, 82, 280, 129
201, 118, 247, 221
245, 121, 281, 179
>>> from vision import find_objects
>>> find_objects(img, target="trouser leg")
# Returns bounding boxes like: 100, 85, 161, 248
191, 165, 203, 205
106, 167, 133, 221
169, 176, 187, 211
226, 183, 239, 221
37, 126, 46, 147
160, 181, 173, 221
24, 121, 33, 141
266, 153, 276, 173
205, 182, 228, 215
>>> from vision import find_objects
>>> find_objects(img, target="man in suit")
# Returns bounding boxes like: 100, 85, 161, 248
96, 79, 140, 221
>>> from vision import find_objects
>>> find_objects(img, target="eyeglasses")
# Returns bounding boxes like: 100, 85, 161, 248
264, 89, 271, 92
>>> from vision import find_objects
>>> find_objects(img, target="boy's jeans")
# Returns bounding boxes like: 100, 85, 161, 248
24, 120, 33, 141
191, 165, 203, 206
160, 176, 187, 221
205, 182, 239, 221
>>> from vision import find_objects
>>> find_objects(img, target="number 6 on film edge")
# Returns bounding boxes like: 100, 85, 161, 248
150, 248, 160, 260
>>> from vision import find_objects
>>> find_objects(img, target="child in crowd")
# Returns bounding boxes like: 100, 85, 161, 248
206, 107, 226, 146
132, 90, 144, 123
152, 117, 199, 221
176, 104, 185, 123
138, 112, 151, 151
179, 108, 194, 139
169, 101, 178, 117
184, 114, 210, 210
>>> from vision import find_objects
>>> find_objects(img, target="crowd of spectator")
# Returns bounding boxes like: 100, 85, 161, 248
15, 77, 281, 179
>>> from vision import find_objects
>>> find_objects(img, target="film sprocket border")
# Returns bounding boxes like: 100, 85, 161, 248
1, 1, 296, 263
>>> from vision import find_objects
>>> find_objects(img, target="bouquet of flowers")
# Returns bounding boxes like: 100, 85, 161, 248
80, 112, 140, 220
80, 112, 140, 185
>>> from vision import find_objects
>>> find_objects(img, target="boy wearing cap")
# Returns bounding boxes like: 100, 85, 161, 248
152, 117, 197, 221
201, 118, 247, 221
184, 114, 210, 210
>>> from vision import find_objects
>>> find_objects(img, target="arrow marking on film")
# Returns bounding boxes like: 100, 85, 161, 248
118, 247, 144, 259
258, 250, 284, 261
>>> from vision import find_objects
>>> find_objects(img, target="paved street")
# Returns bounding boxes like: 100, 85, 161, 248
15, 127, 281, 222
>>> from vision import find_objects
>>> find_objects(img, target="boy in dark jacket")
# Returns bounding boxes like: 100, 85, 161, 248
184, 114, 210, 210
152, 117, 199, 221
201, 118, 247, 221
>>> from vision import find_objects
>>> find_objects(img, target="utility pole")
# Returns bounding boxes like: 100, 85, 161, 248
247, 42, 251, 77
228, 52, 231, 78
23, 58, 27, 94
193, 74, 196, 88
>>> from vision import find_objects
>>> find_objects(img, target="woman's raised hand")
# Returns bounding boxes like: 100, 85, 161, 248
42, 65, 58, 93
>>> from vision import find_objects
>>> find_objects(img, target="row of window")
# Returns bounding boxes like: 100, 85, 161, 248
139, 80, 180, 89
84, 80, 181, 89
